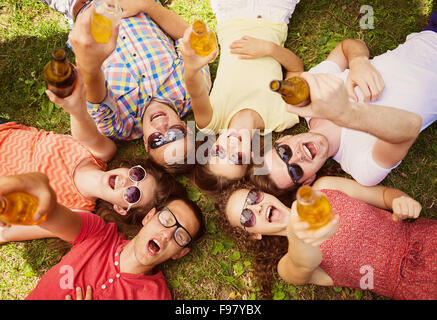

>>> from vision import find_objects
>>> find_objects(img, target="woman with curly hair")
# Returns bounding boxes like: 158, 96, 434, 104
224, 176, 437, 299
0, 69, 182, 242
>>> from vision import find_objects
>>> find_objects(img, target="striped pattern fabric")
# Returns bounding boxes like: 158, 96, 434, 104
0, 122, 106, 211
86, 7, 211, 140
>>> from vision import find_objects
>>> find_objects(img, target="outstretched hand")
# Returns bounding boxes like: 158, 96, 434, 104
0, 173, 57, 225
179, 26, 218, 74
287, 201, 339, 247
346, 57, 385, 102
45, 67, 87, 117
68, 6, 120, 74
285, 72, 352, 121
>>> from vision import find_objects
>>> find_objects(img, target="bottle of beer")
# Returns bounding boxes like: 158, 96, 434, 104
43, 48, 77, 98
270, 76, 310, 106
90, 0, 122, 44
296, 186, 332, 230
0, 192, 46, 225
189, 20, 218, 58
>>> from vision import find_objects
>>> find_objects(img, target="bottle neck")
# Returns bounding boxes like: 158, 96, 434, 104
192, 20, 207, 35
0, 196, 7, 214
50, 49, 70, 77
297, 186, 316, 205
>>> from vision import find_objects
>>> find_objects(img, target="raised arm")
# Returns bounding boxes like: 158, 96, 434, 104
326, 39, 385, 102
278, 202, 338, 286
313, 176, 422, 221
229, 36, 304, 76
286, 72, 422, 169
0, 173, 82, 242
118, 0, 189, 40
179, 27, 216, 129
45, 68, 117, 163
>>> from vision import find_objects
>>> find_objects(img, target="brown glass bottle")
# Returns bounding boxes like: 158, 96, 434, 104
270, 76, 310, 106
43, 48, 77, 98
0, 192, 46, 225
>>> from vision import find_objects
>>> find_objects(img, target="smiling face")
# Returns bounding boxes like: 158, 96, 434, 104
132, 199, 201, 267
225, 189, 291, 236
206, 129, 252, 180
143, 101, 194, 167
266, 132, 330, 190
99, 167, 157, 215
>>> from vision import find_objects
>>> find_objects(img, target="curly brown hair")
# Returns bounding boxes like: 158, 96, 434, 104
95, 158, 186, 238
213, 180, 291, 299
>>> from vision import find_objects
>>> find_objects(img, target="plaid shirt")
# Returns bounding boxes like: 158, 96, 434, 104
85, 6, 211, 140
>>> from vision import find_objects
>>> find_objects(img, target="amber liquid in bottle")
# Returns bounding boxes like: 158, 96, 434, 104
296, 186, 332, 230
189, 20, 218, 58
43, 48, 77, 98
0, 192, 46, 225
90, 0, 121, 44
270, 76, 310, 106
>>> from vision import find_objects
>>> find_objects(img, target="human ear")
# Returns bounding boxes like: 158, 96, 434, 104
142, 208, 157, 226
113, 204, 128, 216
172, 247, 190, 260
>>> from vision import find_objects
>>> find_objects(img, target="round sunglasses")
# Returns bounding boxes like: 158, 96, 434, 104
147, 125, 187, 149
158, 207, 192, 247
123, 165, 147, 212
274, 144, 304, 184
240, 189, 264, 229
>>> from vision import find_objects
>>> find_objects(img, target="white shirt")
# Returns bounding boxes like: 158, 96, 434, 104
308, 31, 437, 186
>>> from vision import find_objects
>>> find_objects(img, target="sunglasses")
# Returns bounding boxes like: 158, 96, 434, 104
210, 145, 244, 165
240, 189, 264, 229
123, 165, 147, 212
274, 144, 304, 184
158, 207, 192, 247
147, 125, 187, 149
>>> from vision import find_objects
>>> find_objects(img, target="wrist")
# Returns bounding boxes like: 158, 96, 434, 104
349, 55, 369, 68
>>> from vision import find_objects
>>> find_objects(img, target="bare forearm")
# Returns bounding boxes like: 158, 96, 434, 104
383, 187, 409, 210
145, 1, 189, 40
341, 39, 369, 68
287, 236, 323, 271
81, 68, 107, 104
269, 43, 304, 74
339, 102, 422, 144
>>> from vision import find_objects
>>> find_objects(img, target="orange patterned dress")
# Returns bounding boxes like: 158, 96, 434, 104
0, 122, 106, 211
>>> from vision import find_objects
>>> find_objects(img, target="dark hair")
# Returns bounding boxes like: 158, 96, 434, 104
193, 162, 242, 192
157, 195, 206, 244
213, 180, 290, 299
95, 158, 186, 238
148, 151, 196, 175
249, 162, 296, 196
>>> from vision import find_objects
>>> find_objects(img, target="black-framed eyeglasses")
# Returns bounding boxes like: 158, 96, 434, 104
123, 165, 147, 212
274, 144, 304, 185
147, 125, 187, 149
240, 189, 264, 230
158, 206, 192, 247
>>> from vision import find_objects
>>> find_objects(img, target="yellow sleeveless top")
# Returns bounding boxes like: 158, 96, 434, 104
201, 18, 299, 134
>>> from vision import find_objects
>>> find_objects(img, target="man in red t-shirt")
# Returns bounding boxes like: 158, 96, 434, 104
0, 172, 204, 300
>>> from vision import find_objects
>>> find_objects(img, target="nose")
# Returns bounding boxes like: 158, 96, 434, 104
161, 226, 176, 243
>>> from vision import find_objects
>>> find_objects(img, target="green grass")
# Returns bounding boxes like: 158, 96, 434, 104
0, 0, 436, 300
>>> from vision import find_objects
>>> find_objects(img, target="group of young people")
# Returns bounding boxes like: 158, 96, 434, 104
0, 0, 436, 300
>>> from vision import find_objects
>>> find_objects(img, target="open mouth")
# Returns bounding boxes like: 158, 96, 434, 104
266, 206, 282, 223
228, 132, 242, 142
150, 111, 166, 122
302, 142, 318, 160
108, 175, 117, 189
147, 239, 161, 256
